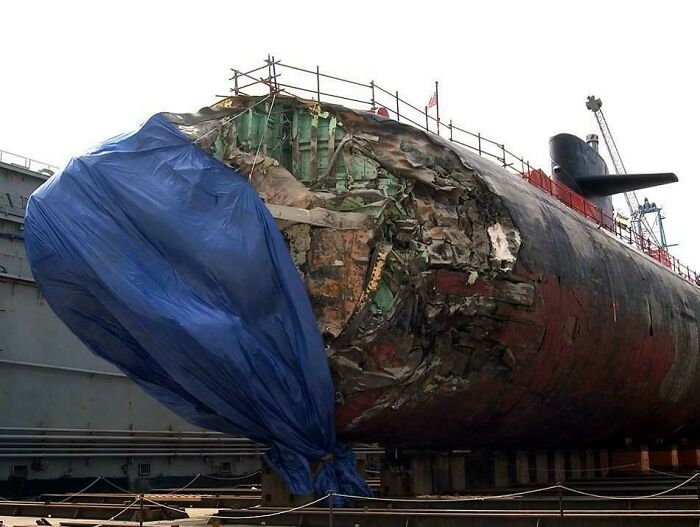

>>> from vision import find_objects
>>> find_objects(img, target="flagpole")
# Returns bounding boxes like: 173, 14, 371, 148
435, 81, 440, 136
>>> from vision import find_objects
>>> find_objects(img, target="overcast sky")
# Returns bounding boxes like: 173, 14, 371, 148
2, 0, 699, 268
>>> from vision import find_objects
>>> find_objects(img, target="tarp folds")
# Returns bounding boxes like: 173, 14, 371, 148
23, 114, 371, 501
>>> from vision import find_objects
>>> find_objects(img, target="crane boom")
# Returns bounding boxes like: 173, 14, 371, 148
586, 95, 661, 246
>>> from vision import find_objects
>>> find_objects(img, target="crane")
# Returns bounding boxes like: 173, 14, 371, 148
585, 95, 663, 247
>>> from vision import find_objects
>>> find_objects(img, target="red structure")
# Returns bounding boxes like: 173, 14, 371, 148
522, 169, 680, 273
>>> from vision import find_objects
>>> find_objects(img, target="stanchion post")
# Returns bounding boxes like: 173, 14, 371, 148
435, 81, 440, 136
316, 65, 321, 102
328, 492, 334, 527
139, 493, 144, 527
557, 482, 564, 526
695, 473, 699, 509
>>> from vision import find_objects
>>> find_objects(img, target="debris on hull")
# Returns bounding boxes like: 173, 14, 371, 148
168, 96, 700, 449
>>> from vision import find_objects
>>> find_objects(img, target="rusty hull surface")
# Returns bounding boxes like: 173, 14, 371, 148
168, 97, 700, 450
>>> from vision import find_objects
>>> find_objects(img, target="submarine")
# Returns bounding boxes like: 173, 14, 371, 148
25, 88, 698, 460
156, 94, 698, 451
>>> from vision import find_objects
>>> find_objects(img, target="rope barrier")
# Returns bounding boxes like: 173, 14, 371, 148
334, 485, 561, 503
57, 476, 104, 502
136, 472, 700, 524
0, 467, 697, 510
162, 473, 202, 495
199, 469, 262, 481
646, 466, 694, 479
0, 469, 264, 503
99, 476, 138, 495
560, 473, 698, 500
85, 496, 141, 527
144, 493, 329, 520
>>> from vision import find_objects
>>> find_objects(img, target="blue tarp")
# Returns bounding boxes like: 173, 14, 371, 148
24, 114, 371, 501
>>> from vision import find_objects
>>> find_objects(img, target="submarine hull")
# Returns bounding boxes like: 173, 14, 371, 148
179, 97, 700, 450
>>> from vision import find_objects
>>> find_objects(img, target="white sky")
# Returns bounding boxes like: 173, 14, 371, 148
2, 0, 699, 268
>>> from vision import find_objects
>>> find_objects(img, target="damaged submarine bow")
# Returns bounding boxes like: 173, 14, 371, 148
165, 93, 700, 452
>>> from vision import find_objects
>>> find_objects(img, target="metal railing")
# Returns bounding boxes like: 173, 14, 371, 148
523, 170, 698, 283
0, 148, 59, 176
228, 57, 699, 287
229, 57, 535, 177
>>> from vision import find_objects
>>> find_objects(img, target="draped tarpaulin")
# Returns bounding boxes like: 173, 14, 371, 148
24, 114, 371, 501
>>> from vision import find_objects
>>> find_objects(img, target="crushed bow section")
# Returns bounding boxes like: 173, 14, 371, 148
168, 96, 525, 447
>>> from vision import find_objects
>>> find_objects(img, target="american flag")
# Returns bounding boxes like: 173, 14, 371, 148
426, 90, 438, 110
